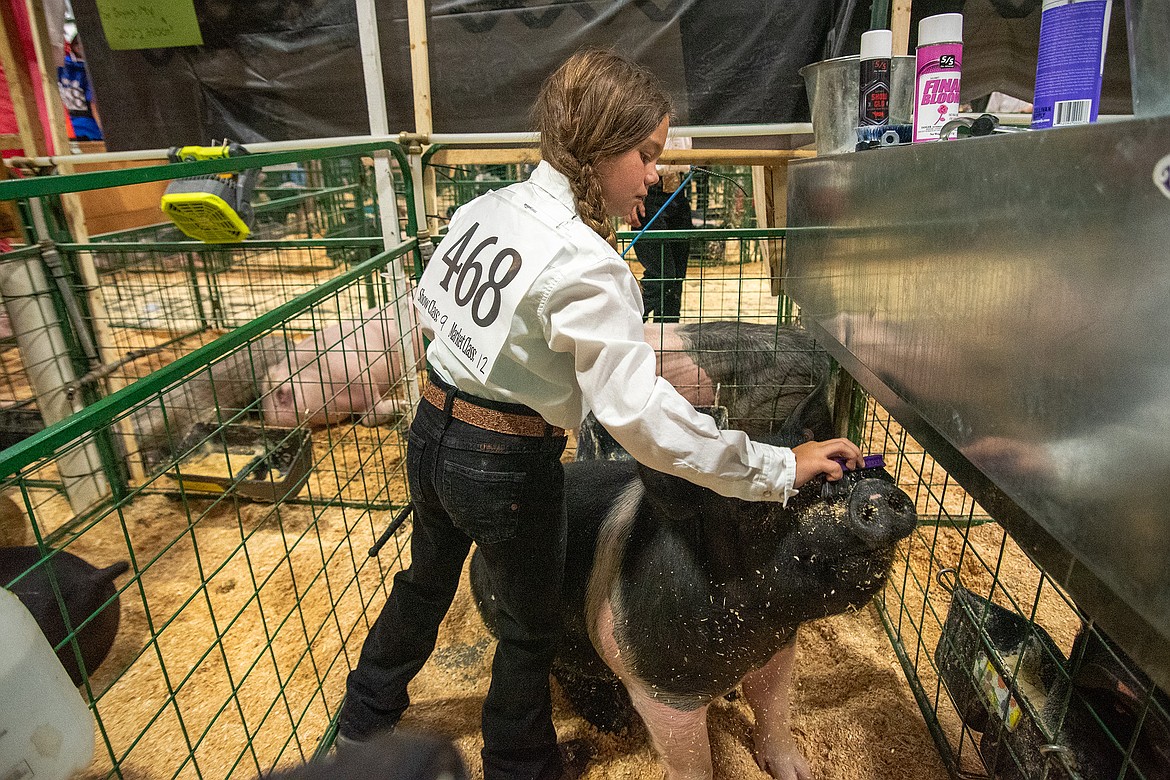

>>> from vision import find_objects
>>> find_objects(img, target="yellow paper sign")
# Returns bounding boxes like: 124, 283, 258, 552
95, 0, 203, 51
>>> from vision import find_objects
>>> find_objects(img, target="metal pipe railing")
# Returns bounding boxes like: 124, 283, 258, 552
4, 123, 819, 169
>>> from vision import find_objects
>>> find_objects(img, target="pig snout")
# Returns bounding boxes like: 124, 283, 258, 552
846, 477, 917, 549
261, 374, 301, 428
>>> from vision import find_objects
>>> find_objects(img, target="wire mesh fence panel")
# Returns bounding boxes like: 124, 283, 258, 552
251, 156, 378, 244
64, 238, 387, 389
429, 163, 528, 224
420, 157, 787, 331
0, 146, 410, 473
0, 340, 29, 408
0, 246, 52, 452
691, 167, 757, 230
0, 246, 421, 780
685, 168, 761, 272
0, 221, 1042, 780
861, 397, 1169, 780
428, 164, 760, 230
618, 228, 791, 326
427, 163, 763, 267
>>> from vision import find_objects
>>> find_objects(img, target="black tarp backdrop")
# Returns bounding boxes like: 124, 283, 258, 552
71, 0, 1129, 152
69, 0, 840, 150
70, 0, 381, 149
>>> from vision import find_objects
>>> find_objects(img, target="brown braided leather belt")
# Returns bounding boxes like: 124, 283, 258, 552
422, 381, 565, 438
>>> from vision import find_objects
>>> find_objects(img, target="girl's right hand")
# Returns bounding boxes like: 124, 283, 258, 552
791, 438, 863, 488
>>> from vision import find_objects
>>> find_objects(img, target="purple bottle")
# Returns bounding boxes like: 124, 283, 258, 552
1031, 0, 1112, 129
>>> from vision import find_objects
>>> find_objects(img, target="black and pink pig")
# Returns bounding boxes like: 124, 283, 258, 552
472, 434, 916, 779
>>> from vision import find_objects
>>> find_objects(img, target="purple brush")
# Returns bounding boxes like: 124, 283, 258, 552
821, 454, 886, 499
832, 454, 885, 471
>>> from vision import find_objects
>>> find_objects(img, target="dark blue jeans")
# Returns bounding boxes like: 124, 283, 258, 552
340, 378, 568, 780
635, 182, 693, 323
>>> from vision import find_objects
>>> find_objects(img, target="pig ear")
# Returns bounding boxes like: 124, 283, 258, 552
93, 561, 130, 586
636, 462, 707, 521
775, 379, 835, 445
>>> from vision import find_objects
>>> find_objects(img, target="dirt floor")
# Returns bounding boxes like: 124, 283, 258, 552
66, 505, 954, 780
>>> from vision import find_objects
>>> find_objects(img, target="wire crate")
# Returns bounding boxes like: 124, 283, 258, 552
0, 145, 411, 471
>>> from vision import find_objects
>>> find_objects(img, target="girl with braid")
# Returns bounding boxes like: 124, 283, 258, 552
338, 49, 862, 780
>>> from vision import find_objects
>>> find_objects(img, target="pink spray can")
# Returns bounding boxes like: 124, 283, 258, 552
912, 13, 963, 143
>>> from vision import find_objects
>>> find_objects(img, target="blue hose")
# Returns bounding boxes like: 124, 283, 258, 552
620, 165, 697, 258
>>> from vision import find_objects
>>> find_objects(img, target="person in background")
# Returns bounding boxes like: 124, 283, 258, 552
631, 134, 693, 322
337, 48, 862, 780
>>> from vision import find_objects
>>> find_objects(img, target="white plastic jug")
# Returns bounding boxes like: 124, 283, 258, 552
0, 586, 95, 780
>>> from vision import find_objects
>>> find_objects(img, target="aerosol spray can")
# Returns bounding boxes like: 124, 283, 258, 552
913, 13, 964, 142
859, 29, 893, 126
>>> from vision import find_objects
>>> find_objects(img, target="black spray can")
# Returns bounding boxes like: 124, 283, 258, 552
859, 29, 892, 126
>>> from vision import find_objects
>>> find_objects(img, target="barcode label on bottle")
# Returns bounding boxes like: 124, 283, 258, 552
1053, 99, 1092, 126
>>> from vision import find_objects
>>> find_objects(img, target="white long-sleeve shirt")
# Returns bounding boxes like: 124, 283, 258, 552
419, 161, 797, 504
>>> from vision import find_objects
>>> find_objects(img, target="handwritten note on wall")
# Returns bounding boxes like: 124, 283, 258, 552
95, 0, 203, 50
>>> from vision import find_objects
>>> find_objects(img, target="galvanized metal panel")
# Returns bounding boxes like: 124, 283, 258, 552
786, 116, 1170, 688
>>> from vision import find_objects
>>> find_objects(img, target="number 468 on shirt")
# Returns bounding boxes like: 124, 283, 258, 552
436, 221, 523, 327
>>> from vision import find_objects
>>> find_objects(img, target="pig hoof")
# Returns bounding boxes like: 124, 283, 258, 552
358, 410, 401, 427
552, 667, 638, 733
557, 738, 595, 780
753, 735, 812, 780
361, 398, 407, 427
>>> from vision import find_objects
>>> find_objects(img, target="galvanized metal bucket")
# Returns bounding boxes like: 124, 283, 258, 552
1125, 0, 1170, 118
799, 55, 916, 156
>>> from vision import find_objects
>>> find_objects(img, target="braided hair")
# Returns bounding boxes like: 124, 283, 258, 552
534, 49, 673, 246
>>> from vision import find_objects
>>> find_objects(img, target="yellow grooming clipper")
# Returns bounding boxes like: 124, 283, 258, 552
160, 142, 257, 243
